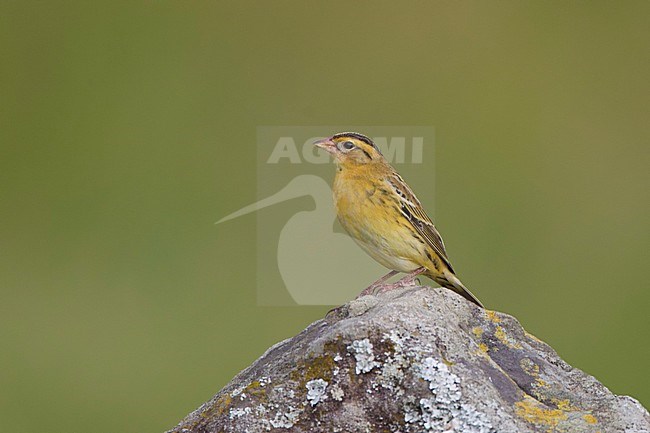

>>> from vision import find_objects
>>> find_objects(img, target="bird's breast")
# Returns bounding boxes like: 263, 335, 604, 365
332, 171, 424, 272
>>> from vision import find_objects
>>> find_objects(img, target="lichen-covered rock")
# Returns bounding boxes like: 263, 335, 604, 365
167, 287, 649, 433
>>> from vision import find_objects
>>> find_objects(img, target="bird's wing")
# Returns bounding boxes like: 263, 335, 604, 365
386, 173, 455, 273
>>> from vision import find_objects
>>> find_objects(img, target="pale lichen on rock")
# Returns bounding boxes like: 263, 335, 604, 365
347, 338, 379, 374
305, 379, 328, 406
268, 405, 301, 428
167, 286, 649, 433
330, 384, 344, 402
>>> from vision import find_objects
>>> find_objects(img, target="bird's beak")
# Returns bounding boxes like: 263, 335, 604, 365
313, 137, 336, 153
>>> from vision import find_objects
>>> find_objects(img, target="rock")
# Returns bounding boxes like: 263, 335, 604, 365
167, 287, 649, 433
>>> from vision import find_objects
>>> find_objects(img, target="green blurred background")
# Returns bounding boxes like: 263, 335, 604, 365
1, 1, 648, 431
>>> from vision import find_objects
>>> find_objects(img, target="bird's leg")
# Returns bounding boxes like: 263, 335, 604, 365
356, 270, 399, 298
375, 267, 427, 294
396, 266, 427, 286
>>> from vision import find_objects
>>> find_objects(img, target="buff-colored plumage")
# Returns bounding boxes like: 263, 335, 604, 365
315, 132, 484, 308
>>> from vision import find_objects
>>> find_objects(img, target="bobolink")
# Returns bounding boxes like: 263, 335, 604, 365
315, 132, 483, 308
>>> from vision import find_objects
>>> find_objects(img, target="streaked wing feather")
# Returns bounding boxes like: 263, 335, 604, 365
386, 173, 455, 273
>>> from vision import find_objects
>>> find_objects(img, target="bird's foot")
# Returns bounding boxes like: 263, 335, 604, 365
356, 270, 399, 298
357, 282, 388, 298
374, 275, 422, 294
356, 267, 426, 298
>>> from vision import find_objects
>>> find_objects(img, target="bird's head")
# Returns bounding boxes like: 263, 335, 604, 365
314, 132, 384, 167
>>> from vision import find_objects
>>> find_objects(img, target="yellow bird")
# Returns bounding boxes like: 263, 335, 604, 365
315, 132, 484, 308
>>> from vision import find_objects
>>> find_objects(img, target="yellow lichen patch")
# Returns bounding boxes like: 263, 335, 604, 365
495, 326, 523, 349
477, 343, 489, 355
583, 414, 598, 424
515, 396, 567, 429
553, 399, 577, 412
520, 358, 540, 376
535, 378, 548, 388
472, 326, 484, 338
525, 331, 544, 344
530, 378, 550, 401
203, 393, 233, 418
485, 310, 502, 323
494, 326, 507, 342
243, 380, 268, 400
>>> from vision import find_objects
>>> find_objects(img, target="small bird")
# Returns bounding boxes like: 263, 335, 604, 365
314, 132, 484, 308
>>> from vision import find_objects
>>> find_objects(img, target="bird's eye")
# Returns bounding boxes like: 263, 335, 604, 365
339, 140, 355, 151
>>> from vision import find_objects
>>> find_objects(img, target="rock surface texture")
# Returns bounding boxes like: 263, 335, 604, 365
168, 287, 649, 433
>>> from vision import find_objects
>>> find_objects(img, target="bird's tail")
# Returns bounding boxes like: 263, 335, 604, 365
436, 273, 484, 308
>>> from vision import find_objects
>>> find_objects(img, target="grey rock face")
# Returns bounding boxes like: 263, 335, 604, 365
167, 287, 649, 433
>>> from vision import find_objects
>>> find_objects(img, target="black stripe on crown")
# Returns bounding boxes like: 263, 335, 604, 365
332, 132, 380, 153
